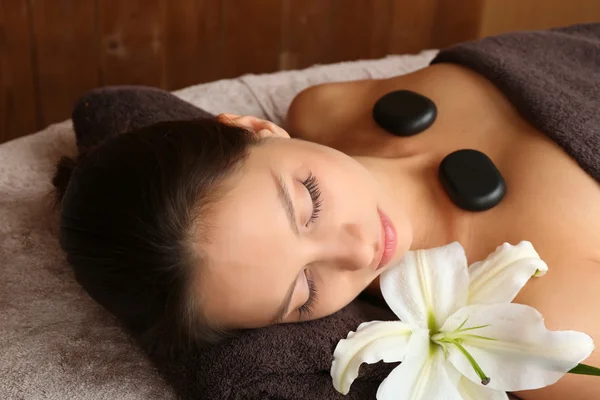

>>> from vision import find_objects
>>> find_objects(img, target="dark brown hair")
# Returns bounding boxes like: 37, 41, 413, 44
53, 118, 257, 356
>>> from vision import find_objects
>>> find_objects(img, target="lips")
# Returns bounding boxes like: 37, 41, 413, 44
376, 209, 397, 270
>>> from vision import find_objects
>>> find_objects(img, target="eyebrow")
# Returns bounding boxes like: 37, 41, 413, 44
271, 172, 300, 323
273, 172, 299, 237
272, 277, 297, 324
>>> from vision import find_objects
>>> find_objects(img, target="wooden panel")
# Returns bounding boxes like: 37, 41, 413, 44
165, 0, 224, 89
99, 0, 166, 87
388, 0, 438, 54
30, 0, 99, 128
221, 0, 282, 78
369, 0, 395, 59
0, 0, 38, 143
5, 0, 600, 145
328, 0, 394, 63
432, 0, 483, 48
0, 10, 4, 140
281, 0, 334, 70
479, 0, 600, 37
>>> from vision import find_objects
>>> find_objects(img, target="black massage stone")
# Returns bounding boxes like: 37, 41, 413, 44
373, 90, 437, 136
439, 149, 506, 212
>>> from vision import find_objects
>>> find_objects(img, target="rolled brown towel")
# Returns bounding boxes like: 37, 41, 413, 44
153, 300, 397, 400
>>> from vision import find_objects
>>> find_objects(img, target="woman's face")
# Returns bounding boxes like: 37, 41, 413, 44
197, 116, 412, 329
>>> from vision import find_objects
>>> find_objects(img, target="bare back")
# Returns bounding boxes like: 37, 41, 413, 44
286, 63, 600, 400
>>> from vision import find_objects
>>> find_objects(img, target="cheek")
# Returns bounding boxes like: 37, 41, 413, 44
326, 164, 378, 209
314, 274, 367, 318
333, 154, 377, 191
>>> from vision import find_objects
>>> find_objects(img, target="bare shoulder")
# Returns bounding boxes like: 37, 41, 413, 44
284, 62, 519, 146
283, 64, 486, 155
285, 79, 378, 148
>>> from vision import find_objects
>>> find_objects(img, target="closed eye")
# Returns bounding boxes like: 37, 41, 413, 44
298, 269, 318, 319
302, 172, 322, 226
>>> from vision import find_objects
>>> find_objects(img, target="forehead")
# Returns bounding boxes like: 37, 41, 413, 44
196, 149, 297, 327
209, 166, 286, 263
207, 137, 303, 257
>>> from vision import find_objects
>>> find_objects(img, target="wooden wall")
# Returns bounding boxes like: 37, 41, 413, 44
1, 0, 599, 144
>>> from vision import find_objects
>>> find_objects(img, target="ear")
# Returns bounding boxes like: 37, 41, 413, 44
216, 113, 290, 139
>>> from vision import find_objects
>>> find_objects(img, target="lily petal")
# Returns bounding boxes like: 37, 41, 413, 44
468, 241, 548, 305
377, 328, 463, 400
331, 321, 412, 395
381, 242, 469, 331
458, 376, 510, 400
442, 303, 595, 391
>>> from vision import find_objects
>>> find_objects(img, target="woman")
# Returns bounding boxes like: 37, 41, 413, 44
54, 59, 600, 400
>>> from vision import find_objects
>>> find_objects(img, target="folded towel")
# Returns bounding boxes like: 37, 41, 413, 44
156, 300, 397, 400
72, 85, 214, 153
431, 22, 600, 184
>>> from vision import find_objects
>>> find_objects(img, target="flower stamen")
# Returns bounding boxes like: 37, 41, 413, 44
432, 325, 494, 385
455, 324, 491, 333
446, 338, 491, 385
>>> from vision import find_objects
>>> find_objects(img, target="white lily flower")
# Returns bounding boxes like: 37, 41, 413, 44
331, 241, 595, 399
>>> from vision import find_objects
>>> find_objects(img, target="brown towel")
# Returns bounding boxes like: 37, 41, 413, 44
153, 300, 396, 400
431, 22, 600, 184
72, 85, 214, 153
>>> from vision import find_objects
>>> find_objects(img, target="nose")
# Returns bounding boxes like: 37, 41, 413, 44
321, 222, 374, 271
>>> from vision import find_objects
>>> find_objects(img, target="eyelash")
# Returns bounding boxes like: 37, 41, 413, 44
297, 172, 322, 319
301, 172, 323, 226
298, 270, 318, 319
